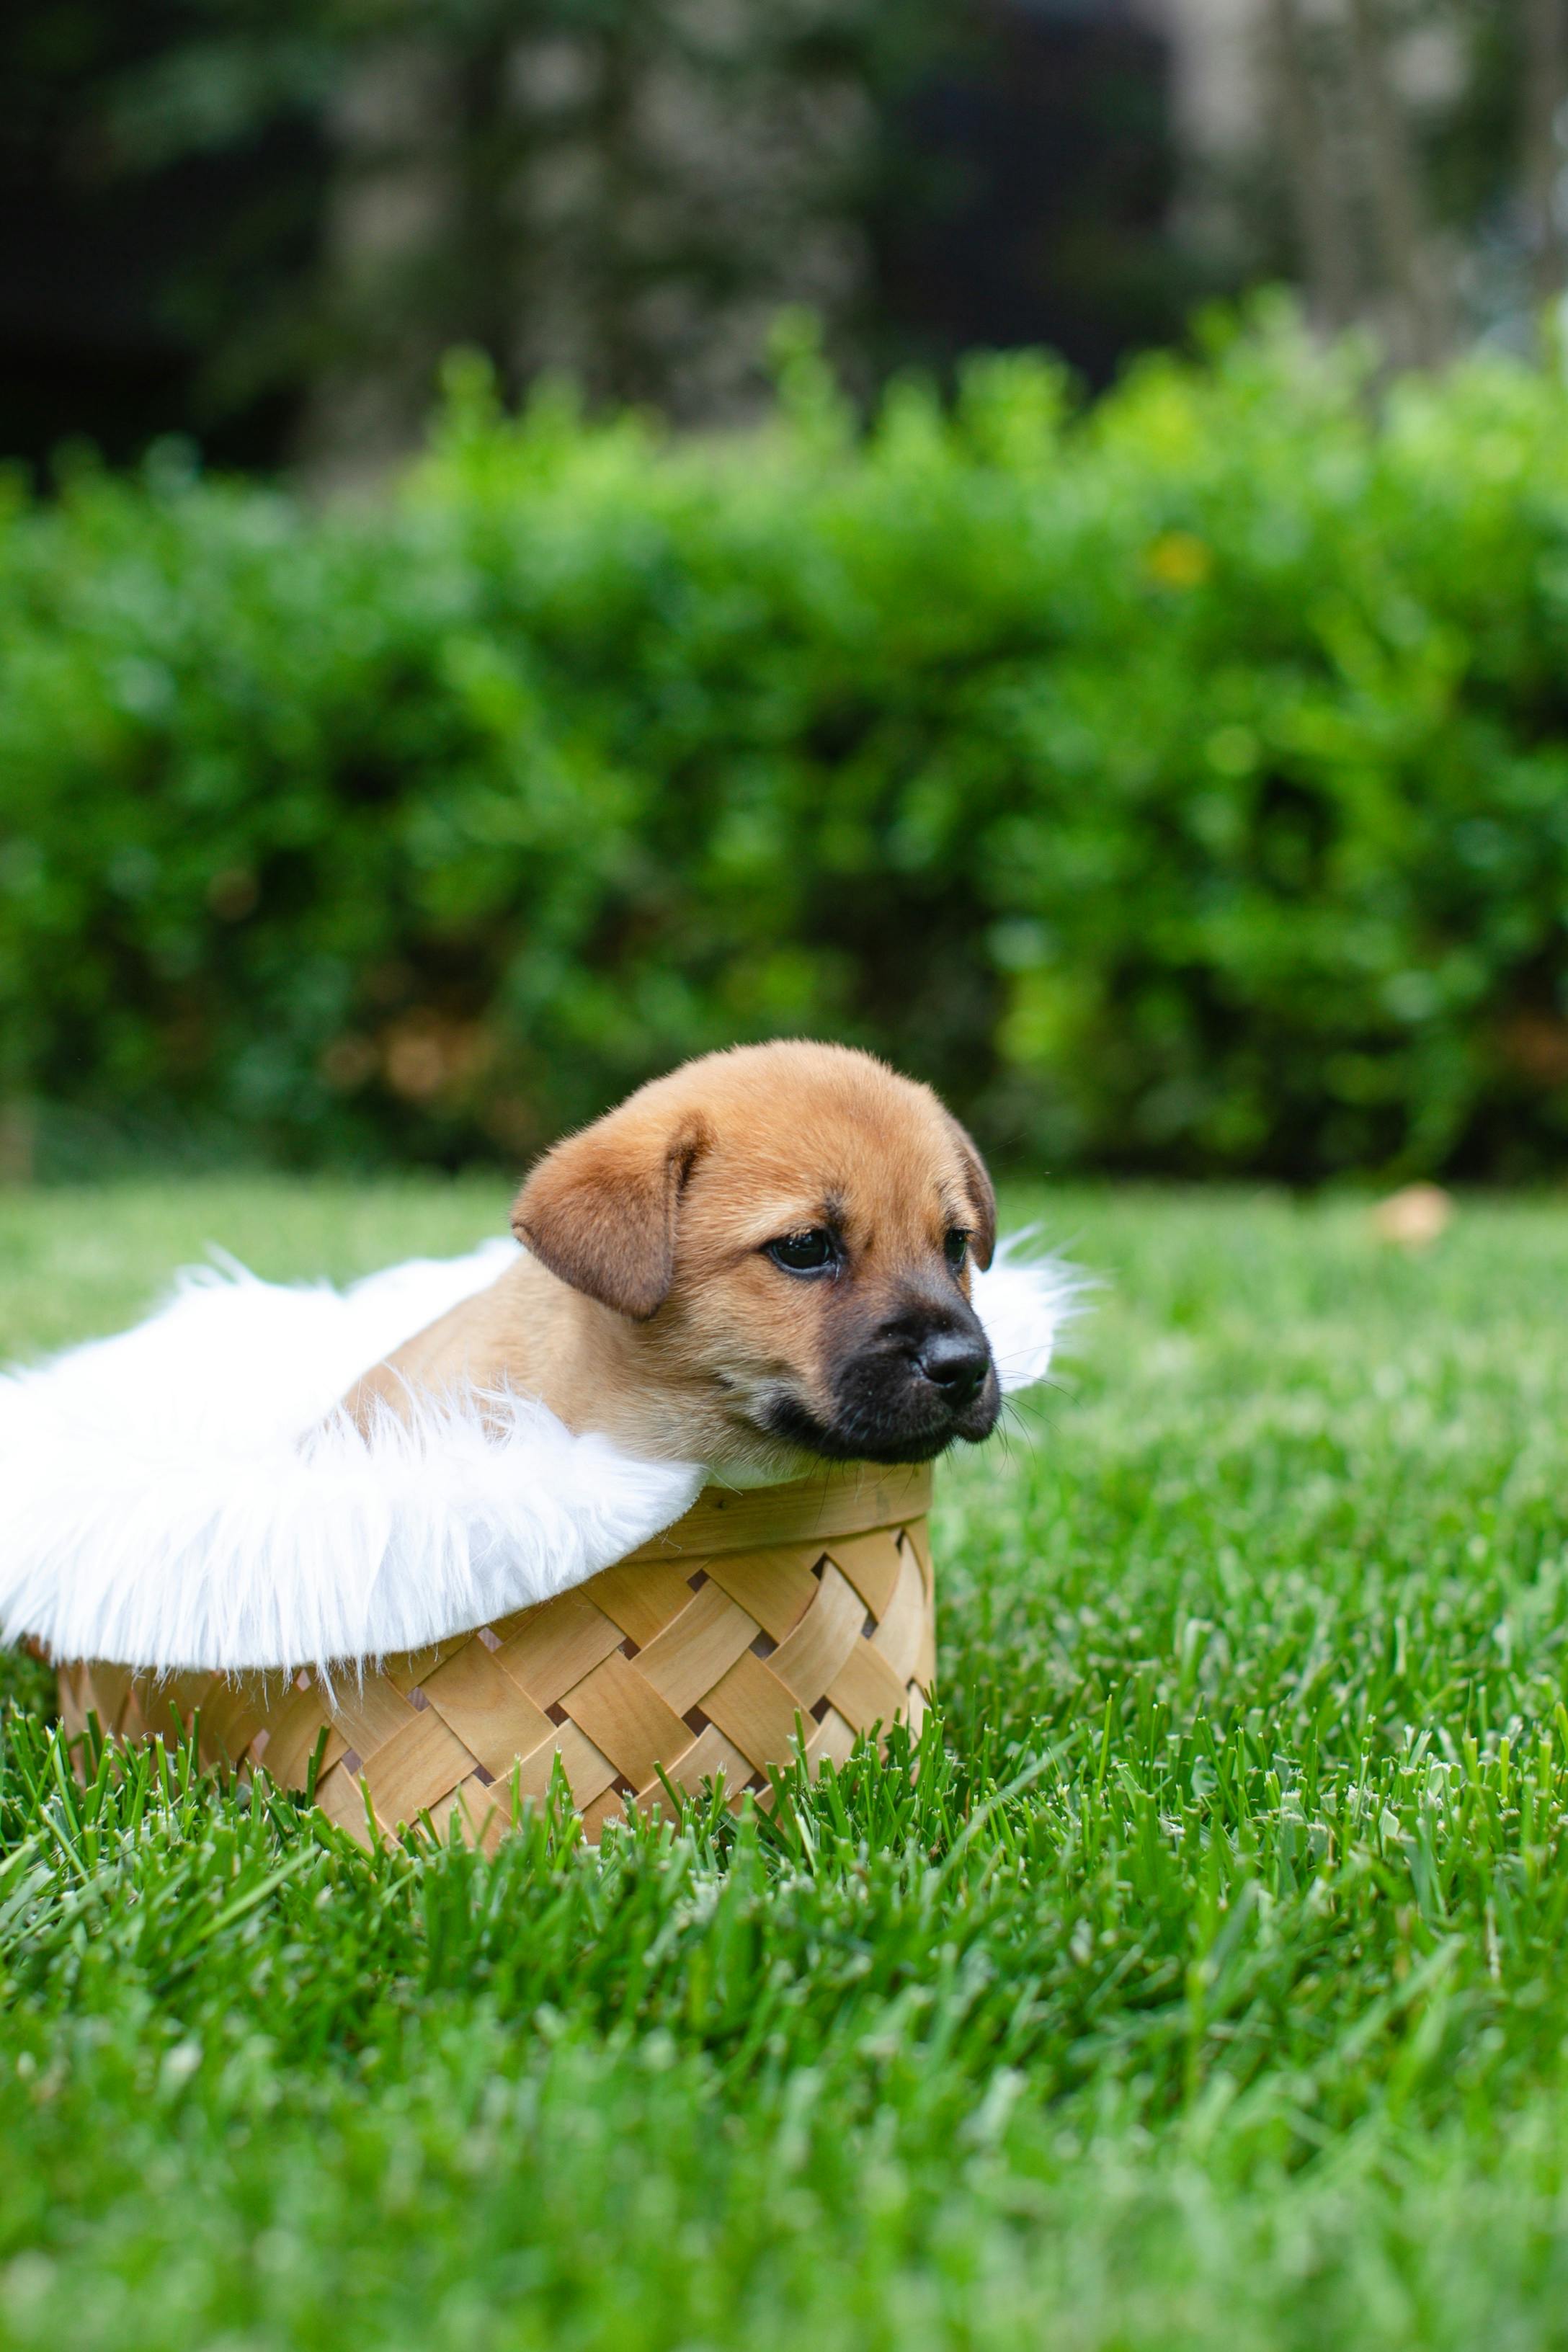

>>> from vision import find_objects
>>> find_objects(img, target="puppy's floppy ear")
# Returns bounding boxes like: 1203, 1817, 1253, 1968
945, 1114, 997, 1271
512, 1102, 711, 1320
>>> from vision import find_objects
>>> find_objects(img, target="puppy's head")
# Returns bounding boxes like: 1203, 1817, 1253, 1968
512, 1042, 1000, 1469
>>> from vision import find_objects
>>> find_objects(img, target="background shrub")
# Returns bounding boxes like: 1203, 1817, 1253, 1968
3, 306, 1567, 1180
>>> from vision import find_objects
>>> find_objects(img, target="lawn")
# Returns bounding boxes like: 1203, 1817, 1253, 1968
3, 1177, 1568, 2351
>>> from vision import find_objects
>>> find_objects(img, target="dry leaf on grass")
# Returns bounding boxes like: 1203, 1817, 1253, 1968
1371, 1183, 1455, 1249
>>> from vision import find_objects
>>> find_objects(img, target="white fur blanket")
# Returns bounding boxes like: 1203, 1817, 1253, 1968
0, 1238, 1070, 1674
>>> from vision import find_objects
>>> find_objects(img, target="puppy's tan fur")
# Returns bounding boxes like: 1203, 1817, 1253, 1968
344, 1041, 995, 1478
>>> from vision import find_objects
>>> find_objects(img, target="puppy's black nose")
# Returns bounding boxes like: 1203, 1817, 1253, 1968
914, 1329, 990, 1407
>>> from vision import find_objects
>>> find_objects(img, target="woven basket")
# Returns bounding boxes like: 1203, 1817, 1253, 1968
55, 1461, 935, 1848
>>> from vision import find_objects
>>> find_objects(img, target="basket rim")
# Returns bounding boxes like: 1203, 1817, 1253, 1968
48, 1458, 934, 1679
617, 1458, 932, 1565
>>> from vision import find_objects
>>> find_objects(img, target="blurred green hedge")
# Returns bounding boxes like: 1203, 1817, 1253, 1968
3, 307, 1568, 1180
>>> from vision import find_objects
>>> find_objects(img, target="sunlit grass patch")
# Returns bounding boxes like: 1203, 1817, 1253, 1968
3, 1178, 1567, 2350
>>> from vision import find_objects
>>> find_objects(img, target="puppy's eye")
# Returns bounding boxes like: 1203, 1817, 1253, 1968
766, 1228, 838, 1276
944, 1229, 969, 1271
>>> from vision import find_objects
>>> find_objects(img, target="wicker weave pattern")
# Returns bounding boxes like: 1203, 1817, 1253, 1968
56, 1462, 935, 1848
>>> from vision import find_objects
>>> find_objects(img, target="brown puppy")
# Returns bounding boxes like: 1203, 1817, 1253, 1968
345, 1041, 1000, 1479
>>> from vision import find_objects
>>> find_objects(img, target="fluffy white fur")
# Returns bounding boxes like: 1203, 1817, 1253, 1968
0, 1236, 1072, 1674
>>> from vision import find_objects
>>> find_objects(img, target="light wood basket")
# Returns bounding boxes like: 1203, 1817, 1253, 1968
55, 1461, 935, 1849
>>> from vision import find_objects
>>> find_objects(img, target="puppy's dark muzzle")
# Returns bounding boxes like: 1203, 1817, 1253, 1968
765, 1291, 1001, 1466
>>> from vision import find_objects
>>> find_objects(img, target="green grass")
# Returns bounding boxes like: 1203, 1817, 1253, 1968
4, 1177, 1568, 2351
